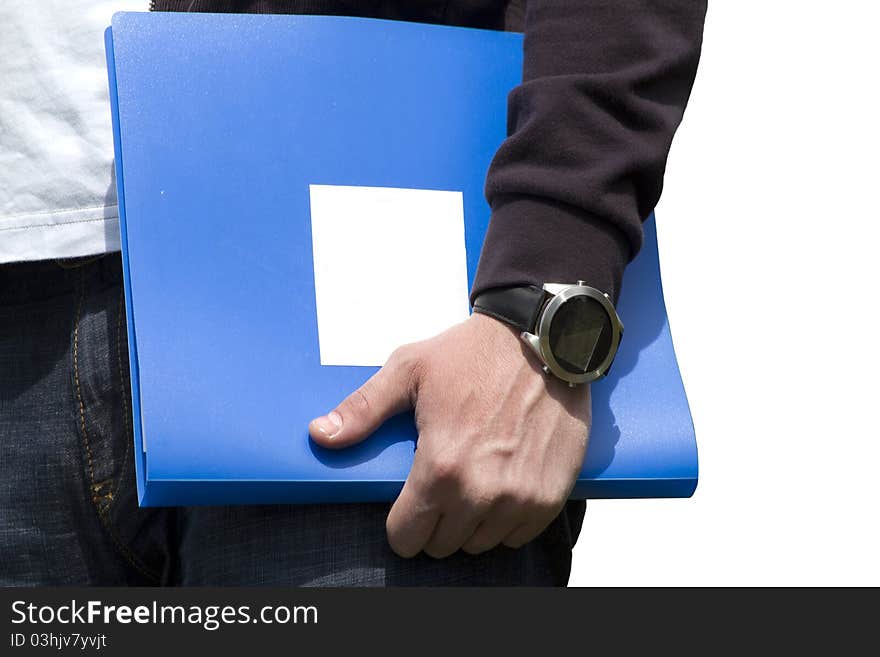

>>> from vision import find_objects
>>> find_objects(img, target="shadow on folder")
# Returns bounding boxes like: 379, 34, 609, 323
581, 216, 667, 477
308, 410, 418, 469
310, 216, 667, 478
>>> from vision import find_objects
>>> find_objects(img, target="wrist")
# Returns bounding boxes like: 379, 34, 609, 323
472, 281, 624, 386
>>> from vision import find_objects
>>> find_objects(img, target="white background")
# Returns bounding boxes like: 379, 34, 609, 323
570, 2, 880, 586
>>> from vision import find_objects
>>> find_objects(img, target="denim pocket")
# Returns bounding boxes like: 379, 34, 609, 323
71, 260, 133, 516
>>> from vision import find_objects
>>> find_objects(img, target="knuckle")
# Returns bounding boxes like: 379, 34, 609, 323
342, 386, 373, 418
492, 483, 525, 508
424, 544, 455, 560
390, 542, 419, 560
388, 343, 424, 401
533, 491, 565, 516
508, 483, 564, 515
503, 534, 530, 549
462, 538, 495, 555
466, 488, 494, 515
388, 342, 415, 363
428, 453, 463, 487
388, 343, 419, 373
386, 528, 418, 559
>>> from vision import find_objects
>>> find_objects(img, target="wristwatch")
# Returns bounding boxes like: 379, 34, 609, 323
472, 282, 624, 386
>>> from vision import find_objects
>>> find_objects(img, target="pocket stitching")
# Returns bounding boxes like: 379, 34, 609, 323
111, 286, 133, 507
73, 269, 160, 583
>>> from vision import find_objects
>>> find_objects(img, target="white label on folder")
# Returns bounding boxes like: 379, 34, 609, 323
308, 184, 471, 367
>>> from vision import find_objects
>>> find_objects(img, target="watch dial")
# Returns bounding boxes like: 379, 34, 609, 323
548, 295, 613, 375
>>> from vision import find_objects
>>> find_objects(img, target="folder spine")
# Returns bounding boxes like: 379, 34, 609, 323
105, 25, 148, 505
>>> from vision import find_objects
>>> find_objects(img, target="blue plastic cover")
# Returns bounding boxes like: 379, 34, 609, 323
105, 12, 698, 505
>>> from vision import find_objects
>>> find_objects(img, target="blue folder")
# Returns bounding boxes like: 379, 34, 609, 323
105, 12, 698, 505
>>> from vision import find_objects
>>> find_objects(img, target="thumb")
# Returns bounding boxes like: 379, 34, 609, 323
309, 345, 421, 449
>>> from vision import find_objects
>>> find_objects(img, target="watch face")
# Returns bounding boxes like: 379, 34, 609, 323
547, 295, 613, 375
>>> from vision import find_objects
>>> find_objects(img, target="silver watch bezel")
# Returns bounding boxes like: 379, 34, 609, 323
530, 283, 624, 386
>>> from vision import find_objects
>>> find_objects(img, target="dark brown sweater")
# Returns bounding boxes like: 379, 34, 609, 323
152, 1, 707, 305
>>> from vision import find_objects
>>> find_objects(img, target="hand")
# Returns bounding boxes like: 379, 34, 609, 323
308, 312, 590, 558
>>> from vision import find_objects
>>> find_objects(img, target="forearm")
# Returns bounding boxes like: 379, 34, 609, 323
473, 0, 708, 305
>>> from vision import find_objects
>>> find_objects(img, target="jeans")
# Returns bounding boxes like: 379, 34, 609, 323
0, 254, 585, 586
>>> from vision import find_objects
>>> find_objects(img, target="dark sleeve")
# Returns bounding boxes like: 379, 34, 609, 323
470, 0, 707, 306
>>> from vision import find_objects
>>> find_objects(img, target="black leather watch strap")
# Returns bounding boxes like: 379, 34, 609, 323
472, 285, 547, 334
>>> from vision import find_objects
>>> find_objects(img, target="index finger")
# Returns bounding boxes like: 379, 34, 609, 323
385, 456, 440, 558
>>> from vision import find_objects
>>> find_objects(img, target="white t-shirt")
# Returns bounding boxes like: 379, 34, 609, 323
0, 1, 148, 264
